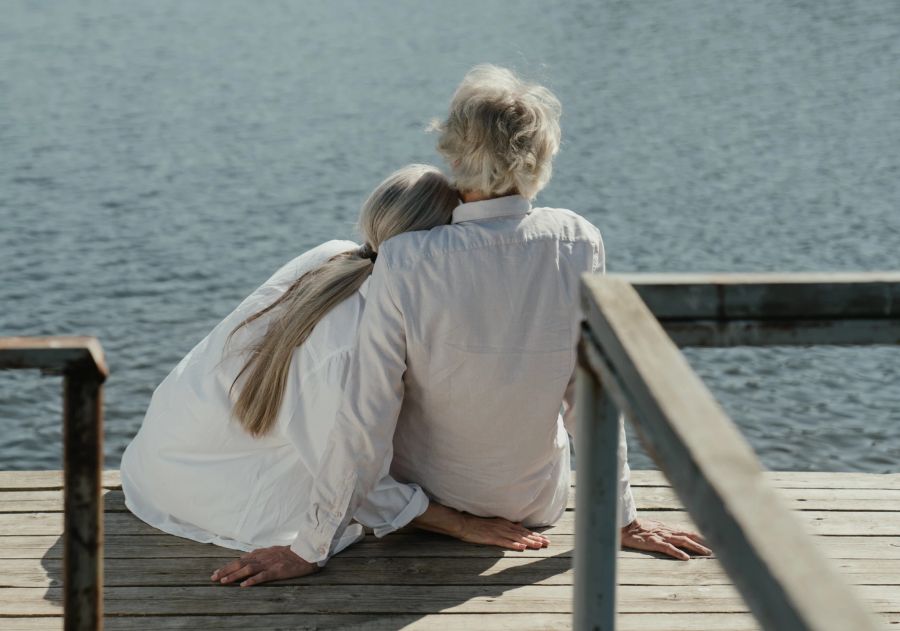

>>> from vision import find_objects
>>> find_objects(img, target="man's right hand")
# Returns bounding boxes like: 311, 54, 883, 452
458, 515, 550, 551
411, 501, 550, 550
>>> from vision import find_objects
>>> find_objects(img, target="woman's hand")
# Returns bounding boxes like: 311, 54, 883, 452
210, 545, 320, 587
620, 518, 712, 560
457, 515, 550, 551
411, 501, 550, 551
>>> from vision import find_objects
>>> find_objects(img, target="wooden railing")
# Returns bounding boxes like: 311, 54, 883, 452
0, 337, 108, 631
574, 273, 900, 631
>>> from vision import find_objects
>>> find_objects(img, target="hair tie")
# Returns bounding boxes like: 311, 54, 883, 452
358, 244, 377, 263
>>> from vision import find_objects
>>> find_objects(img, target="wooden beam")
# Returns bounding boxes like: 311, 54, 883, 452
617, 272, 900, 320
609, 273, 900, 347
580, 276, 881, 631
0, 337, 108, 379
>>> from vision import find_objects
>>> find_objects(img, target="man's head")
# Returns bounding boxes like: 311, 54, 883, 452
432, 65, 561, 200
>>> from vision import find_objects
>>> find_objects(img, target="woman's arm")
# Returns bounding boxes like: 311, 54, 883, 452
411, 502, 550, 551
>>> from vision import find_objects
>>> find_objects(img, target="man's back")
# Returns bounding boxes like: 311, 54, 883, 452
379, 195, 603, 522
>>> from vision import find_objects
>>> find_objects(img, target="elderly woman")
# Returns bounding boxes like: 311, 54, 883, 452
214, 65, 710, 587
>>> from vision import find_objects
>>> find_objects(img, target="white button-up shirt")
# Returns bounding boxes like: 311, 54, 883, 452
120, 240, 429, 555
292, 195, 637, 563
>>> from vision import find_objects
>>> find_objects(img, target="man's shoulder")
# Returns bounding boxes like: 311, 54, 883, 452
529, 206, 603, 242
377, 226, 459, 269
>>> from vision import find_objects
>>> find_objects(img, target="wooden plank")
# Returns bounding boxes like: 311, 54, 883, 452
617, 272, 900, 320
0, 336, 109, 378
660, 318, 900, 347
0, 470, 121, 491
4, 555, 900, 589
581, 276, 882, 631
0, 614, 575, 631
627, 470, 900, 490
6, 613, 900, 631
2, 533, 898, 561
0, 469, 896, 492
1, 508, 897, 537
3, 583, 899, 616
9, 486, 900, 514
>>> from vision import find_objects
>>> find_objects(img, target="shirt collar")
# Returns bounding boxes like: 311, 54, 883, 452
451, 194, 532, 224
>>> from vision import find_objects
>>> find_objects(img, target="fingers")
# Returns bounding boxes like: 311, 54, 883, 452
506, 522, 550, 548
218, 561, 258, 584
669, 534, 712, 556
211, 557, 247, 582
241, 569, 276, 587
652, 538, 690, 561
676, 529, 709, 547
505, 527, 549, 549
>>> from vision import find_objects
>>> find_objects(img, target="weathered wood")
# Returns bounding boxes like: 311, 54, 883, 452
618, 272, 900, 320
3, 469, 898, 492
1, 336, 108, 631
0, 337, 109, 378
663, 319, 900, 347
5, 482, 900, 514
6, 556, 900, 589
3, 583, 900, 616
581, 276, 882, 631
615, 273, 900, 346
0, 614, 576, 631
18, 613, 900, 631
62, 364, 104, 631
0, 470, 122, 491
2, 507, 897, 537
574, 364, 622, 630
632, 470, 900, 490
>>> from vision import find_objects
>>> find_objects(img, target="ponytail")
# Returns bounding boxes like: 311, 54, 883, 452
228, 250, 373, 436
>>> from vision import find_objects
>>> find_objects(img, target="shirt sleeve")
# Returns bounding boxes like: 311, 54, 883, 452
568, 228, 637, 528
282, 349, 429, 541
290, 254, 410, 563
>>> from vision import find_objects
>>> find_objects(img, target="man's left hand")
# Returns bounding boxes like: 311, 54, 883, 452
211, 545, 319, 587
620, 518, 712, 560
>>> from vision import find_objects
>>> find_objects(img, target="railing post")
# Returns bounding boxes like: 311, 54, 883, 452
574, 354, 622, 631
63, 360, 104, 631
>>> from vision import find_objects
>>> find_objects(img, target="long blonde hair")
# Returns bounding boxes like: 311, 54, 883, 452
230, 164, 459, 436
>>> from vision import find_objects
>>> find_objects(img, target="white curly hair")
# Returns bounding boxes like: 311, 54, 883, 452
431, 65, 562, 200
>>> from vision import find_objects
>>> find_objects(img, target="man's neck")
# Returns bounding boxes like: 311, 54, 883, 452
460, 190, 520, 203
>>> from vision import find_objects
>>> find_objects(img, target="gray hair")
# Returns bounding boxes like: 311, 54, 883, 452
431, 65, 562, 199
229, 164, 458, 436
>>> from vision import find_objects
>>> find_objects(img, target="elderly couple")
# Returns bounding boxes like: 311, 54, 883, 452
120, 65, 710, 587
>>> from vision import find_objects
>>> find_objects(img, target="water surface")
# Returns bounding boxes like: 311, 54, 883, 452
1, 1, 898, 472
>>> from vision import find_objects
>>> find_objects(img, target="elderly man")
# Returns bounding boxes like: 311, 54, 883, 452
215, 65, 710, 585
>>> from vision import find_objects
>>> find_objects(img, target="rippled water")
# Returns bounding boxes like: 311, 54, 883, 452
1, 1, 898, 472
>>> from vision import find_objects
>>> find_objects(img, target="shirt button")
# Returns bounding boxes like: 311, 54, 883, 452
318, 544, 327, 555
333, 510, 343, 519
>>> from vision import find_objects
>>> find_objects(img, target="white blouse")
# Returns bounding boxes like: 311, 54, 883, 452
120, 240, 429, 555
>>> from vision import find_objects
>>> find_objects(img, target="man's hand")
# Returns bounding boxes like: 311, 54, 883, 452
620, 518, 712, 560
458, 515, 550, 551
210, 545, 319, 587
411, 501, 549, 551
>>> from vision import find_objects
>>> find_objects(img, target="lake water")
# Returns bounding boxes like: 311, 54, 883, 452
1, 1, 898, 472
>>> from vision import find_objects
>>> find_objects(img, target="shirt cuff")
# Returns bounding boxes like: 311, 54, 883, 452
290, 475, 358, 566
371, 485, 430, 538
618, 484, 637, 528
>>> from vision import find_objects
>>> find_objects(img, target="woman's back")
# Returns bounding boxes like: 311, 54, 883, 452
120, 239, 362, 550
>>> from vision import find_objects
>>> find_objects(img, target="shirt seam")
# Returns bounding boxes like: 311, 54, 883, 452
386, 232, 602, 268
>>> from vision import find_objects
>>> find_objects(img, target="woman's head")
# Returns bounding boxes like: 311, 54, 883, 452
431, 65, 562, 200
230, 164, 457, 437
358, 164, 459, 253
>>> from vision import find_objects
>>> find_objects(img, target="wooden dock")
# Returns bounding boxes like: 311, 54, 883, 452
0, 469, 897, 630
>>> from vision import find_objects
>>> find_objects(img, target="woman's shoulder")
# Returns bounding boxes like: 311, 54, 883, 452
266, 240, 360, 287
